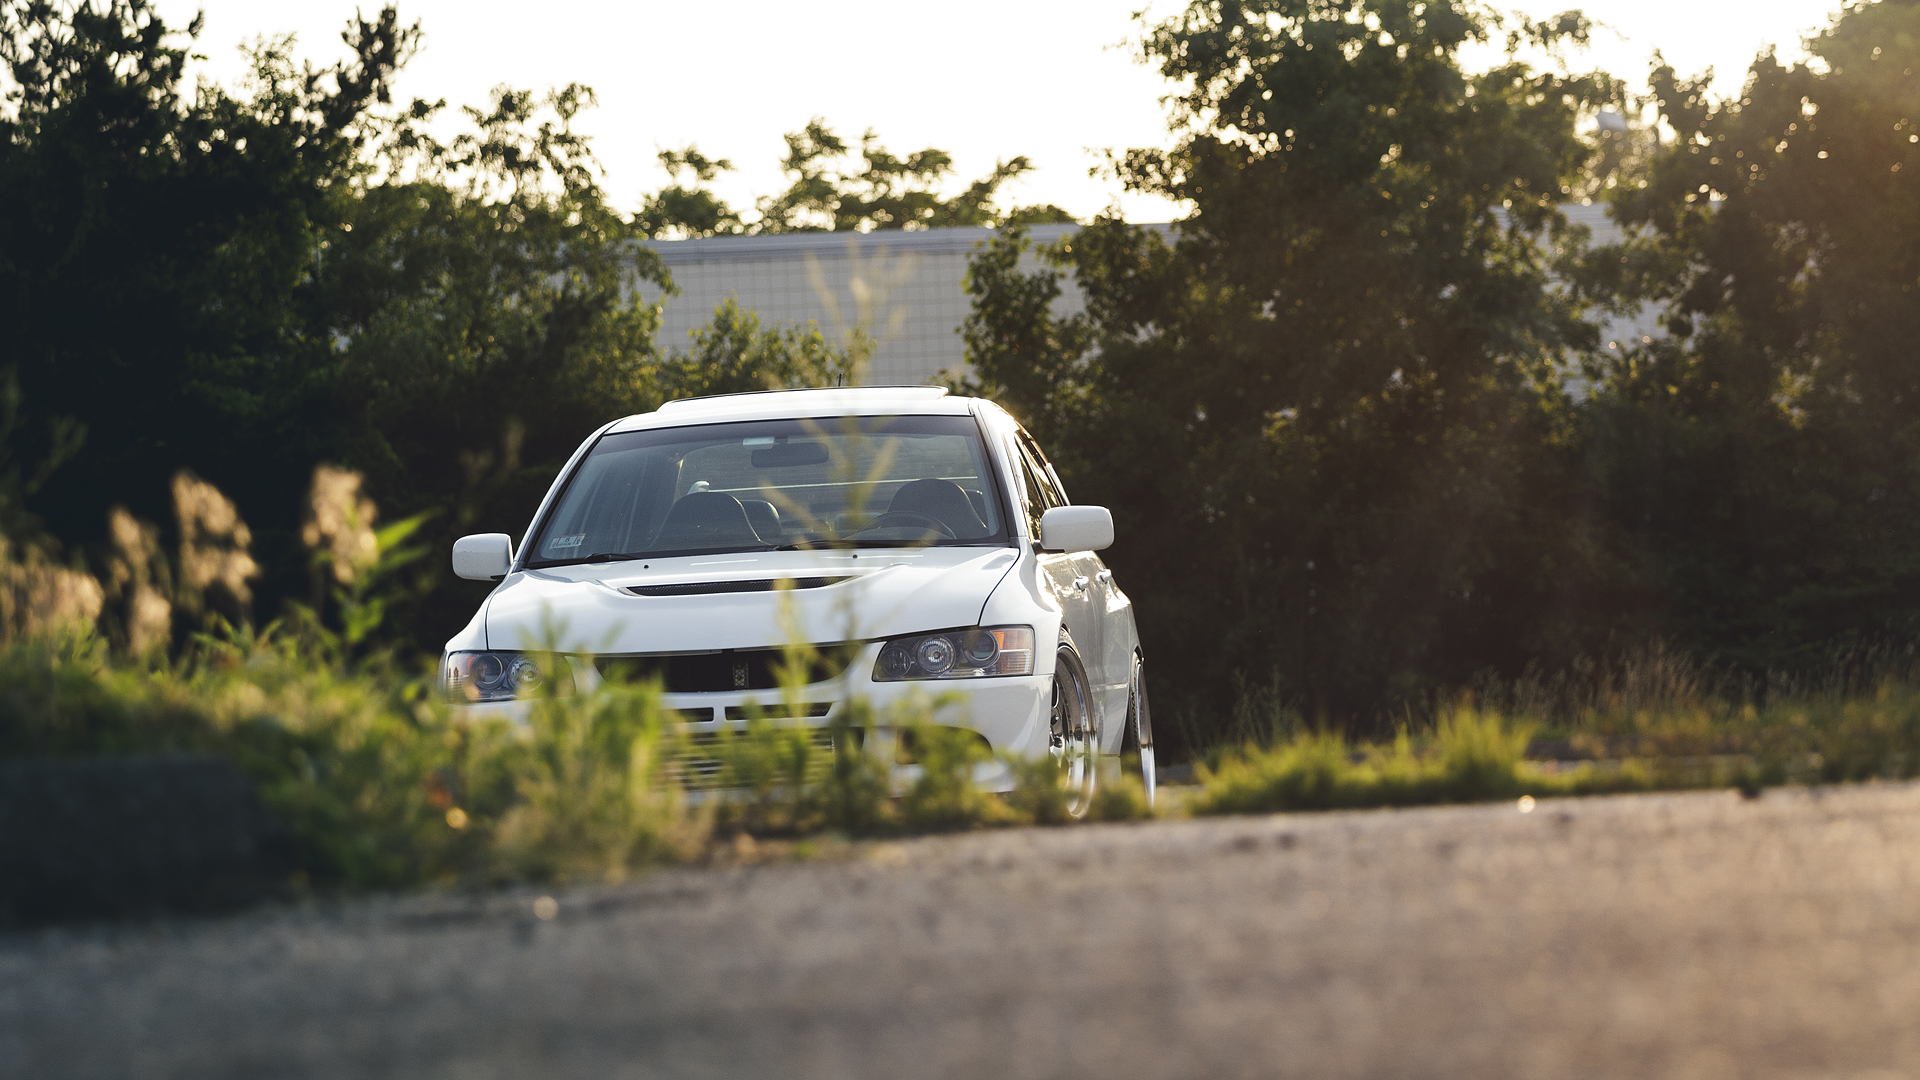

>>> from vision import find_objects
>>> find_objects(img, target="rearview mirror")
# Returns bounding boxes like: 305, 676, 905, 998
452, 533, 513, 581
1038, 506, 1114, 553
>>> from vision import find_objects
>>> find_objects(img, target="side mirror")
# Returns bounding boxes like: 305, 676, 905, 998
1038, 506, 1114, 553
452, 533, 514, 581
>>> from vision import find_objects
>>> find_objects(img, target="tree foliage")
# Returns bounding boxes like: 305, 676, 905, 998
969, 0, 1920, 745
10, 0, 1920, 756
0, 0, 854, 645
637, 117, 1073, 238
1576, 0, 1920, 667
0, 0, 410, 541
634, 145, 745, 238
965, 0, 1628, 730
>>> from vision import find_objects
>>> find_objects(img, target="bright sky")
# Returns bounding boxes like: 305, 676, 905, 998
155, 0, 1843, 222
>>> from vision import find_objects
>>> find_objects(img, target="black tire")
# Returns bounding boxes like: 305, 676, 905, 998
1122, 656, 1157, 807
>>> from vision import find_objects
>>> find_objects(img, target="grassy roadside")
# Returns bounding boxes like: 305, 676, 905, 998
9, 467, 1920, 912
14, 623, 1920, 904
1189, 709, 1656, 816
0, 630, 1153, 901
0, 460, 1144, 919
1188, 683, 1920, 816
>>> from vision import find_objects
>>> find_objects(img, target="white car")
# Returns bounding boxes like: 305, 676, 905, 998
441, 386, 1153, 809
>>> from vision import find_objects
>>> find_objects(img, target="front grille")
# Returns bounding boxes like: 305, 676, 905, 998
598, 648, 851, 692
723, 702, 833, 722
623, 576, 850, 597
667, 727, 841, 790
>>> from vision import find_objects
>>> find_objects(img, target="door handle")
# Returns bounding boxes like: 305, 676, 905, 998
1095, 569, 1113, 584
1072, 576, 1090, 593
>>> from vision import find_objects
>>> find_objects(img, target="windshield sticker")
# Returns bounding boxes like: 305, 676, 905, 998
547, 534, 586, 551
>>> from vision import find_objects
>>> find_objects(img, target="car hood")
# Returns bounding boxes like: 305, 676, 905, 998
483, 546, 1020, 654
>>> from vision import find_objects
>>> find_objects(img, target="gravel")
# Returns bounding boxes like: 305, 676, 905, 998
8, 782, 1920, 1079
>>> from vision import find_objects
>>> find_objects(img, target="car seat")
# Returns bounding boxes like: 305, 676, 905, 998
888, 478, 989, 539
653, 492, 763, 551
739, 498, 783, 544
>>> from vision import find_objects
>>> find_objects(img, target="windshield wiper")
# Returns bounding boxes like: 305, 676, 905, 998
776, 539, 941, 551
529, 551, 645, 568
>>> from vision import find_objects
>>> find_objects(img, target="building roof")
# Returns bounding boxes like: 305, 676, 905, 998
642, 223, 1083, 264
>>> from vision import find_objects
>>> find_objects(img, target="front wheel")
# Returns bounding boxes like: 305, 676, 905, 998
1049, 647, 1098, 818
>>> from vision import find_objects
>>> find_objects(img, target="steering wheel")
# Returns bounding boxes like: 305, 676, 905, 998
859, 510, 957, 540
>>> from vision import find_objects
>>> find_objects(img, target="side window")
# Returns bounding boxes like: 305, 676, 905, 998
1017, 432, 1068, 507
1017, 454, 1047, 537
1013, 434, 1061, 541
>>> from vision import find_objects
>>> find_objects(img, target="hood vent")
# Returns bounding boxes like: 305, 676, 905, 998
622, 576, 851, 598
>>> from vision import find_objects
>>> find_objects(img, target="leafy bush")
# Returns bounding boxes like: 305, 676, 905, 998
1192, 707, 1652, 817
472, 681, 701, 882
0, 632, 453, 887
1571, 681, 1920, 790
0, 628, 1108, 891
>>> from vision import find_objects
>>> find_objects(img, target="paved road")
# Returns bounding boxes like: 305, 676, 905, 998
8, 783, 1920, 1079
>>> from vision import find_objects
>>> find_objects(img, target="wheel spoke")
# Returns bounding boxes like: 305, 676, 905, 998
1050, 649, 1098, 817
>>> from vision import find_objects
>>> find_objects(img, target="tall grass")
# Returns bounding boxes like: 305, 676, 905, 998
0, 623, 1139, 890
1189, 675, 1920, 817
0, 466, 1126, 898
1191, 708, 1655, 816
12, 466, 1920, 906
2, 631, 466, 887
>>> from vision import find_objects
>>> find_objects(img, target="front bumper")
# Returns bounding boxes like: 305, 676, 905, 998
454, 643, 1054, 793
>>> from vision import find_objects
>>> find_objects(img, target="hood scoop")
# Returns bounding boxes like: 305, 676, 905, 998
621, 576, 853, 598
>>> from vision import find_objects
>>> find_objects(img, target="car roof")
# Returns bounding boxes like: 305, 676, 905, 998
605, 386, 980, 432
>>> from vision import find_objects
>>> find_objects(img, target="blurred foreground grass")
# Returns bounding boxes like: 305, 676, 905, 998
9, 467, 1920, 905
1194, 681, 1920, 815
14, 623, 1920, 899
0, 632, 1157, 893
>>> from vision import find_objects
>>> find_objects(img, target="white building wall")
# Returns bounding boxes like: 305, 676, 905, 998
645, 224, 1083, 387
641, 207, 1662, 389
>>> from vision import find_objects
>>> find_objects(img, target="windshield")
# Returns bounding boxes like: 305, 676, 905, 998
525, 414, 1012, 567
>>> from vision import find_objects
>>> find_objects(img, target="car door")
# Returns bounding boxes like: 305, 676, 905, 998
1023, 429, 1137, 743
1012, 430, 1106, 696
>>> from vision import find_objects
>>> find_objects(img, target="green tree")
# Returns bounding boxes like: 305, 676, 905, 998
964, 0, 1623, 738
1577, 0, 1920, 668
0, 1, 865, 651
657, 299, 853, 399
635, 146, 745, 239
309, 81, 674, 639
637, 118, 1073, 238
0, 0, 411, 543
299, 90, 859, 643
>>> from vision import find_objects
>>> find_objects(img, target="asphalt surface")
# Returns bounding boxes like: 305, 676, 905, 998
8, 783, 1920, 1079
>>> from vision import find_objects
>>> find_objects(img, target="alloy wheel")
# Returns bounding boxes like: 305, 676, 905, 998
1049, 648, 1098, 817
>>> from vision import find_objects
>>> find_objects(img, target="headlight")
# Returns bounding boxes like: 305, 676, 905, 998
444, 650, 544, 702
873, 626, 1035, 681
